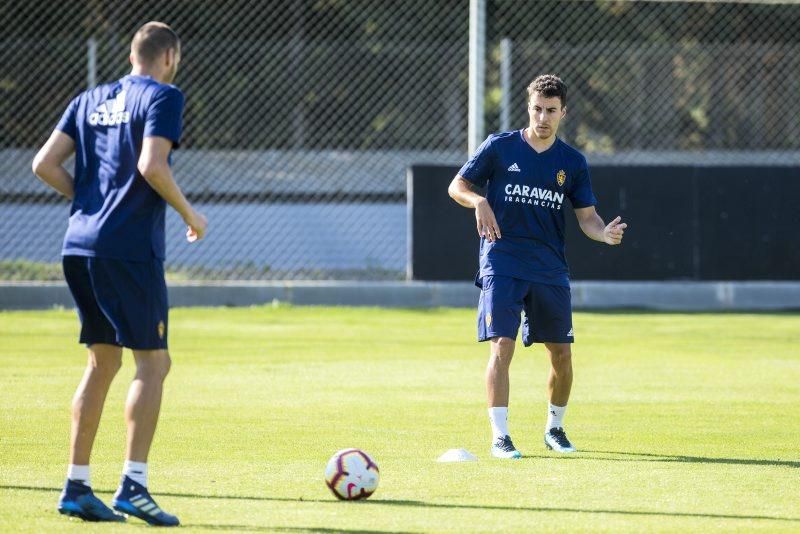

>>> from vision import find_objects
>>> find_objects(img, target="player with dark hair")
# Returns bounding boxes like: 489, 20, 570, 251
32, 21, 206, 526
448, 74, 626, 459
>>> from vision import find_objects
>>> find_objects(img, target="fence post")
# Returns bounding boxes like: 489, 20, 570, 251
500, 37, 512, 132
468, 0, 485, 155
87, 37, 97, 89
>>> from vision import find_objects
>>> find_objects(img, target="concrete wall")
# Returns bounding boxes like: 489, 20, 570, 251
3, 281, 799, 311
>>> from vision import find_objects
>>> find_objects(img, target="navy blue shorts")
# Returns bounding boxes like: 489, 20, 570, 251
62, 255, 168, 350
477, 275, 573, 346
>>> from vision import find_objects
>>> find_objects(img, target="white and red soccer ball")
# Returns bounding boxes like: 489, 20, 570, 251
324, 448, 380, 500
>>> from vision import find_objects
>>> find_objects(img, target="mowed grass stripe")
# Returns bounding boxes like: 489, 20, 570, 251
1, 307, 798, 532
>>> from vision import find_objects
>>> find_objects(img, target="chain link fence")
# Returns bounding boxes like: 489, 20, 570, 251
2, 0, 798, 281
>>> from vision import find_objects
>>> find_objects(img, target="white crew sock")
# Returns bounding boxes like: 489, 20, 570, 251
123, 460, 148, 487
67, 464, 91, 487
546, 403, 567, 431
488, 407, 510, 442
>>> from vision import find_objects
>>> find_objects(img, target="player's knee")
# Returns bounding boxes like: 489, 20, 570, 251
159, 353, 172, 379
491, 336, 515, 351
549, 348, 572, 372
489, 337, 515, 366
88, 352, 123, 378
135, 350, 171, 381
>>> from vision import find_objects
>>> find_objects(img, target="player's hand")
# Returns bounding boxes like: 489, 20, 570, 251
474, 198, 501, 242
603, 215, 626, 245
185, 210, 208, 243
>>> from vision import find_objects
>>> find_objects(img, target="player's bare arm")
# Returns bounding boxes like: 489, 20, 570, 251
32, 130, 76, 200
448, 175, 501, 242
574, 206, 626, 245
138, 136, 208, 241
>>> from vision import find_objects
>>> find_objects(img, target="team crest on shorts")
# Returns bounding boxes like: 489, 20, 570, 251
556, 170, 566, 187
157, 320, 165, 339
486, 313, 493, 327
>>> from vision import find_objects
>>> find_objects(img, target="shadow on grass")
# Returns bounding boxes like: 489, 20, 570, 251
574, 309, 800, 316
3, 484, 798, 524
190, 526, 412, 533
522, 449, 800, 469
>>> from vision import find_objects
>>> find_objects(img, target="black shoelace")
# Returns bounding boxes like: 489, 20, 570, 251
495, 435, 517, 452
549, 427, 572, 447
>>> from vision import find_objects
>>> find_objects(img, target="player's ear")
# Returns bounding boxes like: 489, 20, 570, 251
168, 47, 181, 68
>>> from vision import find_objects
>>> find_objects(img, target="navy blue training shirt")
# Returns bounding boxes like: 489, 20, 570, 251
56, 74, 184, 261
459, 130, 597, 287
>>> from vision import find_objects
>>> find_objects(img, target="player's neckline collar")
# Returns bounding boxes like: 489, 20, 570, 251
519, 129, 558, 155
125, 74, 155, 82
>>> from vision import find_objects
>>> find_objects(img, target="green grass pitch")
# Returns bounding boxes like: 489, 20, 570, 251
1, 306, 798, 532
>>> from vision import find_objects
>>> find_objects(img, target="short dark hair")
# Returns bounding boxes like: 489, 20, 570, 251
527, 74, 567, 108
131, 22, 180, 64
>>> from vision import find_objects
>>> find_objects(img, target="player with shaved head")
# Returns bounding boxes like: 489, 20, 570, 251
33, 21, 206, 526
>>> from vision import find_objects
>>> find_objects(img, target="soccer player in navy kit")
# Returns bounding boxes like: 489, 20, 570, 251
448, 75, 626, 458
32, 22, 207, 525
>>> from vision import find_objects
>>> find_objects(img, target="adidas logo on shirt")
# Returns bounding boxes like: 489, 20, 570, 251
88, 90, 130, 126
507, 163, 521, 172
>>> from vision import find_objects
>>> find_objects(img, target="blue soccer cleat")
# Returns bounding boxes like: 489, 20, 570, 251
491, 435, 522, 459
544, 427, 577, 453
112, 475, 180, 527
57, 479, 126, 522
